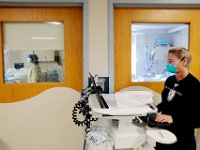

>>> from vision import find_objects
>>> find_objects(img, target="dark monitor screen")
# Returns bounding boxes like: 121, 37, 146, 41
14, 63, 24, 70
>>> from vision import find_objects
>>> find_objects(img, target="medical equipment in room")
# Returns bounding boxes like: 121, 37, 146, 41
72, 72, 177, 150
155, 39, 173, 47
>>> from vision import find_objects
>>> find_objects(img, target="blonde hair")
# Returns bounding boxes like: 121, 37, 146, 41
168, 47, 192, 68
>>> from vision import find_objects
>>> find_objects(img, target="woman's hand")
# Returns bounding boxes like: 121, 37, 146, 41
155, 114, 173, 124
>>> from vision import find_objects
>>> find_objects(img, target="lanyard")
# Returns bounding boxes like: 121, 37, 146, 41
165, 86, 182, 101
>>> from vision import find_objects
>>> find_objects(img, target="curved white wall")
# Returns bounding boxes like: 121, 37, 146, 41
0, 87, 83, 150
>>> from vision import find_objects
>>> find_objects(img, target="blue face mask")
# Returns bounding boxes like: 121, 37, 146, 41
166, 63, 176, 73
166, 50, 188, 73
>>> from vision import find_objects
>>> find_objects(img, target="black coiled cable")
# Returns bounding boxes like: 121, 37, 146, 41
72, 87, 98, 133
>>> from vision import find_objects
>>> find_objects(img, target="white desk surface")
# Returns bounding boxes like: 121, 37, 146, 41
89, 94, 157, 116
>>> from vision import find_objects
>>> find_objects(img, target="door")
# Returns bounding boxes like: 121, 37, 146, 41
114, 8, 200, 92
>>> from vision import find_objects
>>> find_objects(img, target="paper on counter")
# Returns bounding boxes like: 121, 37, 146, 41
115, 91, 153, 108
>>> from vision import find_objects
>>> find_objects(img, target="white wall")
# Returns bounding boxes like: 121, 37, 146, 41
0, 87, 83, 150
88, 0, 108, 77
3, 22, 64, 51
172, 28, 189, 48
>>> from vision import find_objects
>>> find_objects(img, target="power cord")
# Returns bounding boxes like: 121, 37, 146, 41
72, 86, 99, 133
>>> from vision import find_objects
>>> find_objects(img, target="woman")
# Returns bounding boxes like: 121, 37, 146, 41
155, 47, 200, 150
27, 54, 42, 83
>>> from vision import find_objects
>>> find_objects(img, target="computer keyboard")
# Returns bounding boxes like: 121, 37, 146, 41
96, 94, 109, 109
146, 113, 170, 127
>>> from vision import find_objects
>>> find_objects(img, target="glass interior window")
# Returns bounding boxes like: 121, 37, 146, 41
3, 22, 64, 83
131, 23, 189, 82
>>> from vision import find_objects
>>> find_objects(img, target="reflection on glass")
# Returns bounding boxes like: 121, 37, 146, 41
131, 23, 189, 82
3, 22, 64, 83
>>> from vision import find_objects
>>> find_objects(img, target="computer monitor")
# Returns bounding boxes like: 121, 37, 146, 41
89, 72, 109, 109
89, 72, 99, 94
14, 63, 24, 70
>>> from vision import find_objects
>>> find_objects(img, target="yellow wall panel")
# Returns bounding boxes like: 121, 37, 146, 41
0, 8, 83, 102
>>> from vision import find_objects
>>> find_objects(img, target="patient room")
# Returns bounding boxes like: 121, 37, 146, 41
0, 1, 200, 150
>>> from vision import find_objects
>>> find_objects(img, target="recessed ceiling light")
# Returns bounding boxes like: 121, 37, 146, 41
46, 22, 62, 25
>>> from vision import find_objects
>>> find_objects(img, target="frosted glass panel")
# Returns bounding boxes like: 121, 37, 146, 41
131, 23, 189, 82
3, 22, 65, 83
